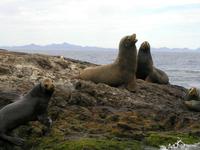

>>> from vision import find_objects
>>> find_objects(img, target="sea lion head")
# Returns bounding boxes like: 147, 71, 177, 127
41, 78, 55, 94
188, 87, 198, 97
119, 33, 138, 49
139, 41, 150, 53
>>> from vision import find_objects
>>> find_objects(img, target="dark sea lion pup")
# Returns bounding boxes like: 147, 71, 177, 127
0, 78, 55, 146
184, 87, 200, 111
136, 41, 169, 84
76, 33, 138, 91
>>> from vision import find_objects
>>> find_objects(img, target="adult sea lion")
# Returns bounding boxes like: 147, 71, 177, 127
0, 78, 55, 146
76, 34, 138, 91
136, 41, 169, 84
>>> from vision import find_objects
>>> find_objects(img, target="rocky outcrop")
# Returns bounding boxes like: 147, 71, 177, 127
0, 50, 200, 149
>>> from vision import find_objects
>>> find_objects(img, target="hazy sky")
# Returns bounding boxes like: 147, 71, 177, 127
0, 0, 200, 48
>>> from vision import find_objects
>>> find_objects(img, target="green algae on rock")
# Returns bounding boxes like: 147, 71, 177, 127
144, 132, 200, 148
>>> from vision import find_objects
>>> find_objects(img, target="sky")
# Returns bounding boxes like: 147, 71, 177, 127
0, 0, 200, 49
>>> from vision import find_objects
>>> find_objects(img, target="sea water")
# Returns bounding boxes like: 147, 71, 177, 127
59, 50, 200, 89
8, 49, 200, 88
159, 140, 200, 150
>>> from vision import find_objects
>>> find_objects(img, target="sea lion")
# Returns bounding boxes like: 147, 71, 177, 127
185, 87, 200, 101
136, 41, 169, 84
184, 87, 200, 111
76, 34, 138, 91
0, 78, 55, 146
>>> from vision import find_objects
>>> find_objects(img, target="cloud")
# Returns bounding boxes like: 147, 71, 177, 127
0, 0, 199, 48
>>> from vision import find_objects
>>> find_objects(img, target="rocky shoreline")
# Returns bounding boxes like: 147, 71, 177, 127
0, 49, 200, 150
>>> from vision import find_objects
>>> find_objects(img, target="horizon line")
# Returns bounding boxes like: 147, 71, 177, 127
0, 42, 199, 50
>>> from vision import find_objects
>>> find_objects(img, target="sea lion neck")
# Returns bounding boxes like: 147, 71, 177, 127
24, 84, 41, 98
138, 50, 153, 65
139, 48, 151, 54
25, 83, 51, 99
115, 45, 137, 71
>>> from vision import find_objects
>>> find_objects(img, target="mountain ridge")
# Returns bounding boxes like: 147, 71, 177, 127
1, 42, 199, 52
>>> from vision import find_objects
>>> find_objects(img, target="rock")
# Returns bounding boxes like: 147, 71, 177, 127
0, 65, 12, 75
117, 122, 134, 130
0, 50, 200, 149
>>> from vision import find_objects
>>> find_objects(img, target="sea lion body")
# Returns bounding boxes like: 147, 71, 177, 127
136, 41, 153, 80
78, 34, 138, 91
184, 100, 200, 112
146, 68, 169, 84
0, 78, 55, 146
0, 99, 36, 132
136, 41, 169, 84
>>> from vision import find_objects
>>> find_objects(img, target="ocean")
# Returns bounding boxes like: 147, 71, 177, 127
60, 50, 200, 89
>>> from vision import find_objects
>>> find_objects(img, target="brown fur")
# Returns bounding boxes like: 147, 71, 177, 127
77, 34, 138, 91
136, 41, 169, 84
185, 87, 200, 101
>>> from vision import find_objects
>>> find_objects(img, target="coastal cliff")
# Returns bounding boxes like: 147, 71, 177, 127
0, 50, 200, 150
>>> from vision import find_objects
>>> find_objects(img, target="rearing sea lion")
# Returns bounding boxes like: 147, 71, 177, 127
76, 34, 138, 91
136, 41, 169, 84
0, 78, 55, 146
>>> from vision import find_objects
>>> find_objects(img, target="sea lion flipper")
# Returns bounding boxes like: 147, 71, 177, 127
145, 75, 152, 82
38, 114, 52, 128
0, 134, 25, 146
126, 76, 136, 92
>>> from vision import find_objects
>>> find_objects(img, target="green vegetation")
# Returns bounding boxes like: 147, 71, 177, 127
31, 137, 141, 150
145, 132, 200, 147
25, 131, 200, 150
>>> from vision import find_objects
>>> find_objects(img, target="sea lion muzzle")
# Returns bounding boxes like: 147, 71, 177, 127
42, 78, 55, 91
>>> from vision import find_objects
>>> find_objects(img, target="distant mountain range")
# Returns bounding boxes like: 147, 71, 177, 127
0, 43, 116, 52
0, 42, 199, 53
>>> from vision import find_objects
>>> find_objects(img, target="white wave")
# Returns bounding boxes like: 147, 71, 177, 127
160, 140, 200, 150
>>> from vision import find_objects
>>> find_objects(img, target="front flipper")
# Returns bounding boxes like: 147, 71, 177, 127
126, 75, 137, 92
38, 114, 52, 128
0, 134, 25, 146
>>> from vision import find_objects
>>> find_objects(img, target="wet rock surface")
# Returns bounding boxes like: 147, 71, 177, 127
0, 50, 200, 149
